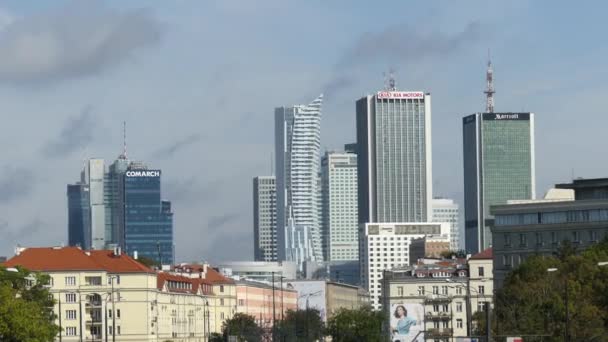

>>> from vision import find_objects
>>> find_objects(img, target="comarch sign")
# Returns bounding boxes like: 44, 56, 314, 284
126, 170, 161, 177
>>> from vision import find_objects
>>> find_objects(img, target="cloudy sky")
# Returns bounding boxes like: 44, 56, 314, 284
0, 0, 606, 262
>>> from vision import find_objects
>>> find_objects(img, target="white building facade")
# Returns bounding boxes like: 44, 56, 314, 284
321, 152, 358, 262
83, 159, 106, 250
432, 198, 461, 250
356, 90, 433, 225
253, 176, 277, 262
275, 95, 324, 264
360, 222, 450, 310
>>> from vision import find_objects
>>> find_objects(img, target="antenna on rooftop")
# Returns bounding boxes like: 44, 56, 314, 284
484, 49, 495, 113
119, 121, 128, 160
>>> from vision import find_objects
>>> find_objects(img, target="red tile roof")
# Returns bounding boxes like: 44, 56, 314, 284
3, 247, 153, 273
469, 247, 493, 260
173, 264, 235, 284
157, 272, 213, 295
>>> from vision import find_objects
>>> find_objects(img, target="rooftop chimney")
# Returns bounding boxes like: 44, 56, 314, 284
134, 251, 138, 260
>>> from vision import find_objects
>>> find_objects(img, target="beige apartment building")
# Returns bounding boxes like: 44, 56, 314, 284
4, 247, 238, 341
381, 248, 493, 341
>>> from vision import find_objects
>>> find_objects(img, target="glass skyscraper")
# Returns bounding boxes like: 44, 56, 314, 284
356, 90, 433, 224
275, 95, 323, 264
253, 176, 277, 262
463, 112, 535, 254
124, 168, 174, 264
67, 183, 91, 249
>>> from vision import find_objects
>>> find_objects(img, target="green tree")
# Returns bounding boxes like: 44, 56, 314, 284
272, 308, 324, 342
494, 238, 608, 342
325, 306, 386, 342
208, 332, 223, 342
221, 313, 264, 342
0, 267, 60, 342
440, 250, 467, 259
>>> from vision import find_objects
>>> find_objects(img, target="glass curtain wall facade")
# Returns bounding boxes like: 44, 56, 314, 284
356, 91, 432, 224
67, 183, 91, 249
104, 157, 130, 246
124, 169, 174, 264
275, 95, 324, 263
463, 113, 535, 254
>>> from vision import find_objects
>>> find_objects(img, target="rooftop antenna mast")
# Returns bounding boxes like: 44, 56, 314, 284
119, 121, 128, 159
484, 49, 495, 113
383, 68, 397, 91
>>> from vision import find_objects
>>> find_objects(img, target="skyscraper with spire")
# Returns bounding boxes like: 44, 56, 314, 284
462, 57, 536, 253
275, 95, 324, 265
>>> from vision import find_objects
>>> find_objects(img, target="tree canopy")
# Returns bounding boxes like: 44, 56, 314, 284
0, 266, 59, 342
491, 238, 608, 341
221, 313, 264, 342
273, 308, 324, 342
325, 306, 386, 342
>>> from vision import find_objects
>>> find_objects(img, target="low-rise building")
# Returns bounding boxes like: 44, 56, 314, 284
216, 261, 297, 282
491, 178, 608, 288
286, 280, 369, 322
381, 248, 493, 341
4, 246, 215, 341
234, 280, 298, 331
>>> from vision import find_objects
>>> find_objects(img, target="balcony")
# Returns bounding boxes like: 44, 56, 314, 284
425, 312, 452, 321
426, 328, 453, 338
85, 301, 102, 308
85, 318, 103, 325
424, 297, 451, 304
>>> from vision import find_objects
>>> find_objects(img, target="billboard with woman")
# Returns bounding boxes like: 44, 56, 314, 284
390, 303, 424, 342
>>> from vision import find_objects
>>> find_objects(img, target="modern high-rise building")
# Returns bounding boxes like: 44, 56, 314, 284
432, 198, 461, 250
67, 159, 106, 250
463, 112, 535, 254
123, 167, 174, 264
275, 95, 324, 264
321, 151, 358, 261
67, 183, 91, 249
253, 176, 277, 262
356, 90, 432, 224
104, 155, 130, 246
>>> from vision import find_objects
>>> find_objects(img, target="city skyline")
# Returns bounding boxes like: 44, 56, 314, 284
1, 1, 607, 263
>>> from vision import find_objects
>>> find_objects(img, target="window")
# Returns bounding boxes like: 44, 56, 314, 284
117, 326, 121, 335
590, 230, 598, 242
65, 276, 76, 286
433, 304, 439, 312
432, 286, 439, 295
441, 286, 448, 295
478, 286, 485, 295
504, 233, 511, 247
66, 310, 77, 320
456, 302, 463, 312
85, 276, 101, 286
551, 232, 558, 244
117, 309, 121, 319
65, 293, 77, 303
442, 321, 449, 328
572, 231, 580, 243
66, 327, 77, 336
109, 309, 112, 318
456, 286, 463, 295
220, 312, 225, 319
397, 286, 403, 296
519, 233, 527, 246
478, 267, 484, 277
109, 327, 113, 335
417, 286, 425, 295
477, 302, 486, 312
442, 304, 449, 312
220, 285, 225, 293
220, 298, 225, 306
457, 319, 463, 328
536, 232, 543, 246
238, 299, 244, 306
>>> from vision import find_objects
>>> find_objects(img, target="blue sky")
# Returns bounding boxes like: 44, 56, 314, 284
0, 0, 606, 262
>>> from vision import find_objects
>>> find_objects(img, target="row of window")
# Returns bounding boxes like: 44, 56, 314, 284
496, 209, 608, 226
504, 230, 603, 248
63, 275, 121, 286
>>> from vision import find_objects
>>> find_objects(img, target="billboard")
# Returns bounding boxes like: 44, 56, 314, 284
390, 303, 424, 342
482, 113, 530, 121
377, 91, 424, 100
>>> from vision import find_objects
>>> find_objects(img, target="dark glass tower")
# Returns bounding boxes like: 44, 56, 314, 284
463, 112, 535, 254
67, 183, 91, 249
123, 168, 174, 264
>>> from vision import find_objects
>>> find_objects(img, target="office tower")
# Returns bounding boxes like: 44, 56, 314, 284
360, 222, 450, 309
253, 176, 277, 262
67, 159, 106, 250
344, 143, 357, 154
104, 156, 130, 246
463, 112, 535, 254
356, 90, 432, 224
432, 198, 461, 250
321, 151, 358, 261
123, 167, 174, 264
275, 95, 324, 264
67, 183, 91, 249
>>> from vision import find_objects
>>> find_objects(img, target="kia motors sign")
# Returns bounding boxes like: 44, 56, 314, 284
377, 91, 424, 99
